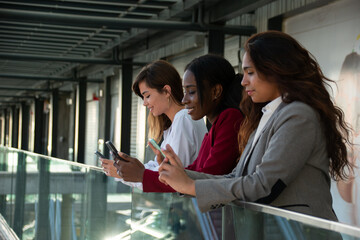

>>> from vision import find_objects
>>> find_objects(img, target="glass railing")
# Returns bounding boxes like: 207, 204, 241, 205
129, 189, 217, 240
129, 192, 360, 240
0, 213, 19, 240
1, 146, 360, 240
0, 146, 132, 240
0, 147, 212, 240
226, 202, 360, 240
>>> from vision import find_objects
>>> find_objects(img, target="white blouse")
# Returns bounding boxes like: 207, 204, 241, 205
251, 96, 282, 148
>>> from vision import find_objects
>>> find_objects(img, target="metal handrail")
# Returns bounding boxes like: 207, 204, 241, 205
0, 146, 103, 172
231, 201, 360, 238
0, 214, 19, 240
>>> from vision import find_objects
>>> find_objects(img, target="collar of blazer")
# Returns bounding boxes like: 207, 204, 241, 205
237, 102, 288, 176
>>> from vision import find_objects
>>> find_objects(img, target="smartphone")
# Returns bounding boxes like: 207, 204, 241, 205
105, 141, 128, 163
149, 138, 166, 158
94, 150, 106, 159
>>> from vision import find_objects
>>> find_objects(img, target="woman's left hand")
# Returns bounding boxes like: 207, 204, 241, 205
113, 152, 145, 182
101, 158, 119, 178
158, 144, 195, 196
148, 140, 164, 165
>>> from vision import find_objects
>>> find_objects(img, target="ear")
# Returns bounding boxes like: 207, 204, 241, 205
163, 85, 172, 97
212, 84, 223, 100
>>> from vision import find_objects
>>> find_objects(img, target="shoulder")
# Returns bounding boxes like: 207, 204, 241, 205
174, 108, 188, 118
174, 109, 205, 128
172, 109, 191, 124
174, 109, 194, 124
277, 101, 320, 124
215, 108, 243, 125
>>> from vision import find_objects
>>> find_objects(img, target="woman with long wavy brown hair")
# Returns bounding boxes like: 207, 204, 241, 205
238, 31, 353, 181
157, 31, 353, 221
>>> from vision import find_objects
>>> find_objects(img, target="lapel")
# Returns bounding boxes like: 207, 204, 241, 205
238, 102, 287, 176
236, 132, 254, 176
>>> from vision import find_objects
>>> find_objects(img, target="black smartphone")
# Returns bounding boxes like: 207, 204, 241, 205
105, 141, 128, 163
94, 150, 106, 159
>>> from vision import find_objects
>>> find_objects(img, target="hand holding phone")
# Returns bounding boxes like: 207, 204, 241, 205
94, 150, 106, 159
105, 141, 128, 163
149, 138, 166, 158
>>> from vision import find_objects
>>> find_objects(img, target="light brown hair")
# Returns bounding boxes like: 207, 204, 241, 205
132, 60, 183, 142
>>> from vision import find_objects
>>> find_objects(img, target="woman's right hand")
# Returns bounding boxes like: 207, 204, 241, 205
112, 152, 145, 182
159, 144, 195, 196
101, 158, 121, 178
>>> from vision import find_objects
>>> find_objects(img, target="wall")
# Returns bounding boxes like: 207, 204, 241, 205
284, 0, 360, 226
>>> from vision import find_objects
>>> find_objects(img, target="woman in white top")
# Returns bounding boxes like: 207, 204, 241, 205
101, 60, 207, 189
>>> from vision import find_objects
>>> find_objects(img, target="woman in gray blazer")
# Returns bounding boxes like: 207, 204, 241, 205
158, 31, 354, 221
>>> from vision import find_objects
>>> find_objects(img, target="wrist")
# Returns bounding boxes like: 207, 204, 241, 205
186, 179, 196, 196
139, 167, 145, 182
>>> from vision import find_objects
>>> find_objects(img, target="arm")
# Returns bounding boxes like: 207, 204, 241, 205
143, 165, 238, 193
116, 160, 160, 190
157, 144, 238, 194
143, 112, 205, 192
186, 109, 242, 174
194, 104, 324, 212
142, 169, 176, 192
185, 168, 236, 180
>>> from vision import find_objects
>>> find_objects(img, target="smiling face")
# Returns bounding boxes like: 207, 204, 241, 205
182, 70, 213, 121
241, 52, 281, 103
139, 80, 170, 116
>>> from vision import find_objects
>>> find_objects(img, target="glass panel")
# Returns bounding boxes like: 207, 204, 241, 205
2, 146, 360, 240
231, 205, 360, 240
0, 146, 132, 240
130, 189, 205, 240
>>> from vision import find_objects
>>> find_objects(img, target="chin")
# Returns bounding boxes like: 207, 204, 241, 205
189, 115, 201, 121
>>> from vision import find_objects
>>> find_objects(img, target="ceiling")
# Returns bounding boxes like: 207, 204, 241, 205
0, 0, 262, 106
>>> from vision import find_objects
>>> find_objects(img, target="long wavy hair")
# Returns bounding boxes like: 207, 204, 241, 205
238, 31, 353, 181
132, 60, 183, 142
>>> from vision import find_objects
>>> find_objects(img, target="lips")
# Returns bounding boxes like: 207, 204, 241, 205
246, 90, 254, 96
186, 107, 194, 115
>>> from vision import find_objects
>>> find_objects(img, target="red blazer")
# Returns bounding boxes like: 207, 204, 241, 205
142, 108, 243, 192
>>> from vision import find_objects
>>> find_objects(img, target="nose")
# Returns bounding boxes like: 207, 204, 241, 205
241, 75, 248, 87
143, 98, 148, 106
181, 94, 189, 105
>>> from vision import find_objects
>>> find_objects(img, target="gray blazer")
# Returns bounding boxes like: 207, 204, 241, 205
186, 101, 337, 221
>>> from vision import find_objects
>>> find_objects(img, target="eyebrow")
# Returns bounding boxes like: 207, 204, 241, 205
242, 66, 252, 70
184, 85, 196, 89
141, 90, 148, 95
